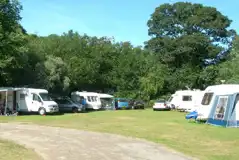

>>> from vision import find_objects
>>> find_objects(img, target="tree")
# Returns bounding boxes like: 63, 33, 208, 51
216, 35, 239, 84
0, 0, 28, 86
145, 2, 235, 91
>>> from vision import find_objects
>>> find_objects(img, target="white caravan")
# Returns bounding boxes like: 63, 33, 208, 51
98, 93, 115, 110
197, 84, 239, 120
167, 89, 204, 112
71, 91, 101, 110
17, 88, 59, 115
0, 88, 58, 115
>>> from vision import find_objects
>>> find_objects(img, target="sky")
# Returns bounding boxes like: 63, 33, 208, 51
20, 0, 239, 46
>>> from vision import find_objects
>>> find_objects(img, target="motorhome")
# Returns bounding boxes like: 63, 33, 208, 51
71, 91, 101, 110
167, 89, 204, 112
98, 93, 115, 110
197, 84, 239, 120
0, 88, 58, 115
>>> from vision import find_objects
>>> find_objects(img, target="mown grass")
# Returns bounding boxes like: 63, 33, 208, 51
0, 139, 42, 160
0, 109, 238, 160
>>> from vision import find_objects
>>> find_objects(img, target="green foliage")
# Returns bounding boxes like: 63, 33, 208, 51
216, 36, 239, 84
146, 2, 235, 91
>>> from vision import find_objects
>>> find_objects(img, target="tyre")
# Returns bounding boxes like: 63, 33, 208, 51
38, 108, 46, 115
72, 107, 78, 113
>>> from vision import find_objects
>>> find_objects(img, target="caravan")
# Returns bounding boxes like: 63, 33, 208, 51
98, 93, 115, 110
197, 84, 239, 121
167, 90, 204, 112
71, 91, 101, 110
0, 88, 58, 115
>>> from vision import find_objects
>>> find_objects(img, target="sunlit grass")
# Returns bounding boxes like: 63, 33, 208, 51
0, 139, 42, 160
0, 109, 238, 160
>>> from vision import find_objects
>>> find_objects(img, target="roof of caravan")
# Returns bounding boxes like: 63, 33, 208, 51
174, 90, 203, 94
0, 87, 48, 93
14, 88, 47, 92
205, 84, 239, 95
72, 91, 99, 96
98, 93, 114, 98
206, 84, 239, 93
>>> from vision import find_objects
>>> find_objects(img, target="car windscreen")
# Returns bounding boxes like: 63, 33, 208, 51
117, 99, 128, 102
156, 100, 165, 103
56, 99, 71, 104
39, 93, 52, 101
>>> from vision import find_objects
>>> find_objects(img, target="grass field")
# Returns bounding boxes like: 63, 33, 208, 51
0, 139, 42, 160
0, 109, 239, 160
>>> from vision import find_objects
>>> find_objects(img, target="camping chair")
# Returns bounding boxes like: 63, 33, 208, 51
4, 103, 19, 116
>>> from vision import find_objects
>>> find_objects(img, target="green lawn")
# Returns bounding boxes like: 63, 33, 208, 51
0, 109, 238, 160
0, 139, 42, 160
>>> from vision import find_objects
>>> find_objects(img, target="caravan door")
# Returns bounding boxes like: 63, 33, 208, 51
31, 93, 42, 112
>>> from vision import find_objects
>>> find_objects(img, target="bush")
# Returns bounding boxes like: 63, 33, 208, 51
145, 100, 155, 108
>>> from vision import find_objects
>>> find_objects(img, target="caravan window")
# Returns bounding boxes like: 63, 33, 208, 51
168, 96, 173, 102
201, 92, 214, 105
231, 94, 239, 114
87, 96, 92, 102
20, 94, 25, 100
182, 96, 192, 101
91, 96, 95, 102
87, 96, 98, 102
93, 96, 97, 102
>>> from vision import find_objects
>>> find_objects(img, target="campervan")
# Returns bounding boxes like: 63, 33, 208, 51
17, 88, 59, 115
71, 91, 101, 110
98, 93, 115, 110
167, 90, 204, 112
197, 84, 239, 120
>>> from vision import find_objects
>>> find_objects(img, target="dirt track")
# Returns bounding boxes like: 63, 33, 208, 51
0, 123, 196, 160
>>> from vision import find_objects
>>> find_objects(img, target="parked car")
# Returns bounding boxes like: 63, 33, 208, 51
153, 99, 170, 111
53, 97, 85, 113
130, 100, 145, 109
115, 98, 130, 109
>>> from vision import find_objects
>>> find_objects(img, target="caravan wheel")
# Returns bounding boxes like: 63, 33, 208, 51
39, 108, 46, 115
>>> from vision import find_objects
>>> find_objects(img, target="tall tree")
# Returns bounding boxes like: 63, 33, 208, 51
145, 2, 235, 91
0, 0, 28, 86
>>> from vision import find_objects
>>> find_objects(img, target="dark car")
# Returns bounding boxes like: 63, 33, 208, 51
130, 100, 145, 109
53, 97, 86, 113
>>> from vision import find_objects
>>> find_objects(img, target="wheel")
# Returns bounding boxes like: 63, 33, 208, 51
38, 108, 46, 115
72, 107, 78, 113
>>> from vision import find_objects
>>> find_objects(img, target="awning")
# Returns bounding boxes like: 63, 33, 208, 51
0, 87, 22, 115
0, 87, 23, 92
